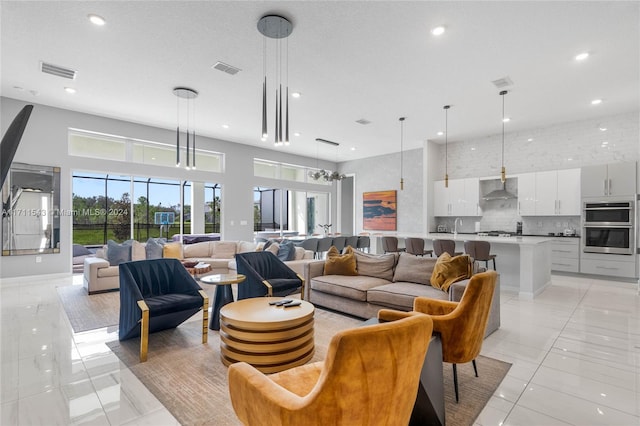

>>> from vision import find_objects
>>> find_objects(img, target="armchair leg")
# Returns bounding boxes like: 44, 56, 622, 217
452, 364, 459, 403
472, 359, 478, 377
199, 290, 209, 344
137, 300, 150, 362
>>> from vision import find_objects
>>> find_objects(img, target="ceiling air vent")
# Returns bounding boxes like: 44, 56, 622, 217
40, 61, 76, 79
355, 118, 371, 125
491, 76, 513, 89
212, 61, 241, 75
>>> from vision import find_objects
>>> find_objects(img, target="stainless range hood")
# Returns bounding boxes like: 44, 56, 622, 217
483, 180, 517, 200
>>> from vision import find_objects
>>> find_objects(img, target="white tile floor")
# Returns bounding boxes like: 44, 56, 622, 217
1, 273, 639, 425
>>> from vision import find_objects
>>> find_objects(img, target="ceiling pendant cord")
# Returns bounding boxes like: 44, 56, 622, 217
500, 90, 508, 183
285, 35, 289, 146
262, 37, 267, 141
399, 117, 405, 190
186, 95, 190, 170
175, 94, 180, 167
192, 95, 196, 170
444, 105, 450, 188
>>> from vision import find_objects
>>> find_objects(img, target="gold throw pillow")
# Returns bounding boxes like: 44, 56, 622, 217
323, 245, 358, 276
430, 252, 472, 292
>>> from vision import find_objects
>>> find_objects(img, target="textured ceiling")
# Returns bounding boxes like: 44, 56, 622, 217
2, 1, 638, 162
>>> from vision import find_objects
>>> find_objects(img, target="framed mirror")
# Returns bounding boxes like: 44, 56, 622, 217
2, 162, 61, 255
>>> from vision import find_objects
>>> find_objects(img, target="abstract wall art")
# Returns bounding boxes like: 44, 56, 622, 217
363, 190, 397, 231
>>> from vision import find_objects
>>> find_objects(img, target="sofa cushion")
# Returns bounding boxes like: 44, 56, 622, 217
293, 246, 306, 260
237, 241, 258, 253
430, 253, 473, 292
145, 238, 165, 260
354, 251, 396, 281
367, 282, 450, 310
392, 253, 436, 285
311, 275, 389, 302
324, 246, 357, 276
183, 241, 211, 258
211, 241, 238, 259
97, 265, 119, 278
131, 240, 146, 261
163, 242, 184, 259
265, 242, 280, 255
107, 240, 132, 266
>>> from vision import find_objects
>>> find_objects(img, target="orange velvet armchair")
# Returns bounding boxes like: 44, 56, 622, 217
228, 313, 433, 426
379, 270, 497, 402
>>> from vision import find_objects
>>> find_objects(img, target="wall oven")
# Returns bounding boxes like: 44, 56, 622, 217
583, 200, 635, 255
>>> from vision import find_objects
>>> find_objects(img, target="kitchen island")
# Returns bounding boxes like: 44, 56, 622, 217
371, 233, 555, 299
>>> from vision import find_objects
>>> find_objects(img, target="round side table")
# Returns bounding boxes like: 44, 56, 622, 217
199, 273, 246, 330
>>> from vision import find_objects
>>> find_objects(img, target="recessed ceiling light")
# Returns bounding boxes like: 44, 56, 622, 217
502, 117, 510, 123
602, 140, 609, 144
350, 147, 356, 151
575, 52, 589, 61
64, 87, 76, 94
591, 99, 602, 105
567, 158, 573, 161
431, 26, 445, 36
437, 131, 444, 136
294, 132, 301, 137
470, 147, 476, 151
88, 14, 106, 26
527, 138, 533, 142
599, 126, 607, 131
291, 92, 301, 98
222, 124, 229, 129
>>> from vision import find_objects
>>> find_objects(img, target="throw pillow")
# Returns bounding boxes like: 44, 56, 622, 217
106, 239, 132, 266
353, 250, 396, 281
131, 240, 146, 261
276, 240, 297, 262
265, 242, 280, 255
162, 241, 183, 259
145, 238, 165, 259
392, 252, 436, 285
430, 253, 473, 292
323, 246, 358, 276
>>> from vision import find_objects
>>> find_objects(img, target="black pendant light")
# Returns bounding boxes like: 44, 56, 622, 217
258, 15, 292, 147
443, 105, 450, 188
399, 117, 405, 190
173, 87, 198, 170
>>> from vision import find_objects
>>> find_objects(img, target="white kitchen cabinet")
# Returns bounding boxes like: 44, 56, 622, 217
433, 178, 480, 217
580, 252, 638, 278
517, 173, 536, 216
518, 169, 580, 216
550, 238, 580, 273
581, 161, 637, 198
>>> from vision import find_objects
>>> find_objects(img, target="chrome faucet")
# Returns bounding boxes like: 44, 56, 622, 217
454, 217, 463, 236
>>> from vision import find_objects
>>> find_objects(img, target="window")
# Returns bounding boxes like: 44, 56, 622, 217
69, 129, 224, 172
254, 159, 330, 185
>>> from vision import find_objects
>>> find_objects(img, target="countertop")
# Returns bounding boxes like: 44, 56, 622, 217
424, 233, 557, 245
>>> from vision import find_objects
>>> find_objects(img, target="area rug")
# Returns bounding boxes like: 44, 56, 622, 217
107, 311, 511, 426
56, 284, 120, 333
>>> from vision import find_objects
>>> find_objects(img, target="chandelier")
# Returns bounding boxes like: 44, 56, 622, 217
308, 138, 347, 182
258, 15, 293, 147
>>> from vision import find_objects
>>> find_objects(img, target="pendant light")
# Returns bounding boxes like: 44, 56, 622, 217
173, 87, 198, 170
399, 117, 405, 190
308, 138, 346, 181
443, 105, 450, 188
258, 15, 292, 147
500, 90, 507, 183
482, 90, 516, 200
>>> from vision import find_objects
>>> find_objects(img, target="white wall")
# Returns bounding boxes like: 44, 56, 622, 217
1, 97, 337, 278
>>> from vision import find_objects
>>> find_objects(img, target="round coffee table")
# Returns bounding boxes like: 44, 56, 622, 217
219, 297, 315, 373
199, 273, 246, 331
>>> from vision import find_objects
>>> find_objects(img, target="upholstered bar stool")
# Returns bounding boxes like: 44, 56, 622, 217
463, 240, 497, 270
381, 236, 403, 253
432, 239, 462, 257
356, 235, 370, 253
405, 237, 433, 257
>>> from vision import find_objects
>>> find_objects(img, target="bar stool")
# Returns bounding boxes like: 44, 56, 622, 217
316, 237, 333, 259
345, 235, 359, 252
381, 236, 403, 253
332, 236, 347, 253
464, 240, 497, 270
357, 235, 370, 253
404, 237, 433, 257
433, 239, 462, 257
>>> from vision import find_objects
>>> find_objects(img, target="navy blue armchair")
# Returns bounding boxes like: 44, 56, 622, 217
236, 251, 305, 300
119, 258, 209, 362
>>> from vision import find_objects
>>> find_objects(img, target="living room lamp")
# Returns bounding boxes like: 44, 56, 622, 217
173, 87, 198, 170
258, 15, 293, 147
443, 105, 450, 188
399, 117, 405, 190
